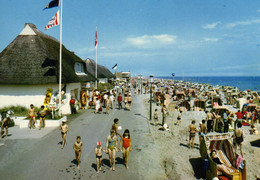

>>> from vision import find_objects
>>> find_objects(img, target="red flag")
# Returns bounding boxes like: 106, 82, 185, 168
95, 30, 97, 48
45, 11, 59, 30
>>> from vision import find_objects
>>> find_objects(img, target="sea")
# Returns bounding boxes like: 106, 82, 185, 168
157, 76, 260, 92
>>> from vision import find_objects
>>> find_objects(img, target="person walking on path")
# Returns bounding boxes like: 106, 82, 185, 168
38, 105, 46, 130
59, 120, 69, 149
233, 122, 245, 157
73, 136, 83, 169
188, 120, 199, 149
70, 96, 76, 114
119, 129, 132, 169
95, 141, 105, 173
95, 97, 101, 114
117, 93, 123, 110
111, 118, 123, 139
28, 104, 36, 129
106, 129, 118, 171
0, 115, 11, 138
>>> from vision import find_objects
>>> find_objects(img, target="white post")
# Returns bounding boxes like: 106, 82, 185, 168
58, 0, 63, 116
95, 27, 98, 89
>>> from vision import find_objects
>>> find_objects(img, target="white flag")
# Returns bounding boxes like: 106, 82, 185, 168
45, 11, 59, 30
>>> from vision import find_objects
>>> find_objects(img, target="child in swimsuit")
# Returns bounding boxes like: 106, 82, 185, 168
59, 120, 69, 149
154, 109, 158, 126
28, 104, 36, 129
38, 105, 46, 130
73, 136, 83, 169
0, 117, 10, 138
106, 130, 118, 171
95, 141, 105, 173
119, 129, 132, 169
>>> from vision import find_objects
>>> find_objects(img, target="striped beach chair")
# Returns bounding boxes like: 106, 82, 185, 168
209, 140, 239, 175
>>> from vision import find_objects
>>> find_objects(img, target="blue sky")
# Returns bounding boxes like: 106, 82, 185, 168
1, 0, 260, 77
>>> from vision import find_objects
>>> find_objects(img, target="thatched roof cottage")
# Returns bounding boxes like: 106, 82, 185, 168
84, 58, 115, 83
0, 23, 95, 114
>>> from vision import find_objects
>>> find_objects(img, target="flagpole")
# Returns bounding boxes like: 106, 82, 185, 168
95, 26, 98, 89
59, 0, 63, 116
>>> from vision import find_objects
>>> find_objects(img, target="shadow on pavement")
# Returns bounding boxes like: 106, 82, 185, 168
102, 158, 111, 167
189, 157, 206, 179
134, 113, 148, 120
91, 163, 97, 171
71, 159, 78, 166
250, 139, 260, 148
115, 157, 124, 165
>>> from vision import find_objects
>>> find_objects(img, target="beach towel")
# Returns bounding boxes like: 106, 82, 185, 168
242, 122, 250, 126
236, 155, 243, 169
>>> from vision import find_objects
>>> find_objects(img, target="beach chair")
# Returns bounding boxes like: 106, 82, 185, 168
200, 134, 246, 180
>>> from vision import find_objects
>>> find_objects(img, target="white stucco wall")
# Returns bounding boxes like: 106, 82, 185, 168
0, 83, 81, 115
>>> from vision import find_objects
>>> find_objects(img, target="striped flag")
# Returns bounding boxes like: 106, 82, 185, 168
45, 11, 59, 30
95, 30, 98, 48
43, 0, 60, 10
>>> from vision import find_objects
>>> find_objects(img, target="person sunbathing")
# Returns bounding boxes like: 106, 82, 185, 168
210, 150, 232, 177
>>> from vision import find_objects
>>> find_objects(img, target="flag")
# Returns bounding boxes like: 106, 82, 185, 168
43, 0, 60, 10
45, 11, 59, 30
95, 30, 98, 48
112, 64, 117, 70
171, 73, 175, 76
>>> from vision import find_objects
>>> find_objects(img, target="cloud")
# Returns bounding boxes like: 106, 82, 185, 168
202, 22, 220, 29
226, 19, 260, 28
125, 34, 177, 48
201, 38, 219, 42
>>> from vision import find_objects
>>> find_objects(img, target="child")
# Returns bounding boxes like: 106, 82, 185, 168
59, 120, 69, 149
38, 105, 46, 130
28, 104, 36, 129
154, 109, 159, 125
119, 129, 132, 169
73, 136, 83, 169
175, 111, 182, 125
106, 130, 118, 171
95, 141, 105, 173
250, 124, 258, 135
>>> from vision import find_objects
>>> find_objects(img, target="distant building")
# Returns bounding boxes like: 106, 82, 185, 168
115, 71, 131, 81
0, 23, 95, 114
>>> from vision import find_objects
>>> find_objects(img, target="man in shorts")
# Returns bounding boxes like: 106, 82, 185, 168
60, 120, 69, 149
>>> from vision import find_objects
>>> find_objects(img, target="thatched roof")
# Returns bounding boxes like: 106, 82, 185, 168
84, 59, 115, 79
0, 23, 95, 84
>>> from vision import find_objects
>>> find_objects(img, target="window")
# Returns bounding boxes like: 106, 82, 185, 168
75, 63, 84, 73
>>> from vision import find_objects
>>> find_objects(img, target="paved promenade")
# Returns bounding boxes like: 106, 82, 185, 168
0, 94, 164, 180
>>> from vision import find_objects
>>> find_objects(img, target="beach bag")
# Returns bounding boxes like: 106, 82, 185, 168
203, 158, 209, 171
98, 107, 102, 112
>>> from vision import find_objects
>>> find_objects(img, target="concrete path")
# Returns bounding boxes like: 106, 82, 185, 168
0, 94, 164, 180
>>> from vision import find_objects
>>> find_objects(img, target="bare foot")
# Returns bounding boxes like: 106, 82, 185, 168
97, 170, 99, 174
110, 167, 112, 170
78, 165, 80, 169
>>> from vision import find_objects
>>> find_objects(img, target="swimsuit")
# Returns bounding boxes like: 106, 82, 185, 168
122, 137, 130, 149
96, 155, 102, 159
61, 131, 67, 135
189, 131, 196, 139
212, 157, 222, 165
108, 136, 117, 150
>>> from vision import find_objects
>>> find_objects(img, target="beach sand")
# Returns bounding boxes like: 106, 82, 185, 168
144, 96, 260, 180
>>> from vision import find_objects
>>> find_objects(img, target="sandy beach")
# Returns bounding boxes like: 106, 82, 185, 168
144, 95, 260, 180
